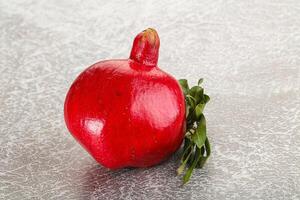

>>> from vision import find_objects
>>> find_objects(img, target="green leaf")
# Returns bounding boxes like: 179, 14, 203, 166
198, 156, 207, 169
187, 148, 196, 166
195, 146, 206, 168
189, 86, 204, 104
204, 94, 210, 103
186, 95, 196, 110
178, 79, 189, 95
182, 139, 192, 161
185, 104, 190, 118
177, 162, 186, 175
191, 115, 206, 149
193, 103, 205, 120
196, 138, 211, 168
183, 147, 201, 184
179, 79, 189, 89
177, 148, 192, 175
198, 78, 204, 85
205, 137, 211, 158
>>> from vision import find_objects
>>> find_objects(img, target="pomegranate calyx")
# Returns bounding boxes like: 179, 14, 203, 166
130, 28, 160, 67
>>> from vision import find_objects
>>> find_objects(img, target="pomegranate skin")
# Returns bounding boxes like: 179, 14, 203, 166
64, 29, 186, 169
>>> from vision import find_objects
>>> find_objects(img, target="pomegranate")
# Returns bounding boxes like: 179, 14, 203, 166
64, 28, 186, 169
64, 28, 211, 184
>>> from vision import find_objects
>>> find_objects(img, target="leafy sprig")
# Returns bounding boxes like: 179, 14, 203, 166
177, 78, 211, 184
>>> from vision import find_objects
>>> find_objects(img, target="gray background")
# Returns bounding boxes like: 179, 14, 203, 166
1, 0, 300, 199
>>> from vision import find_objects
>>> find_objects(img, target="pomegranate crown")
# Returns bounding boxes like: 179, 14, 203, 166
130, 28, 160, 67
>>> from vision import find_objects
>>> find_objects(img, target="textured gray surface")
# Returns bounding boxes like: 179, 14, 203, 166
1, 0, 300, 199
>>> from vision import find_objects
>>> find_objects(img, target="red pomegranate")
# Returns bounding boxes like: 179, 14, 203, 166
64, 28, 186, 169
